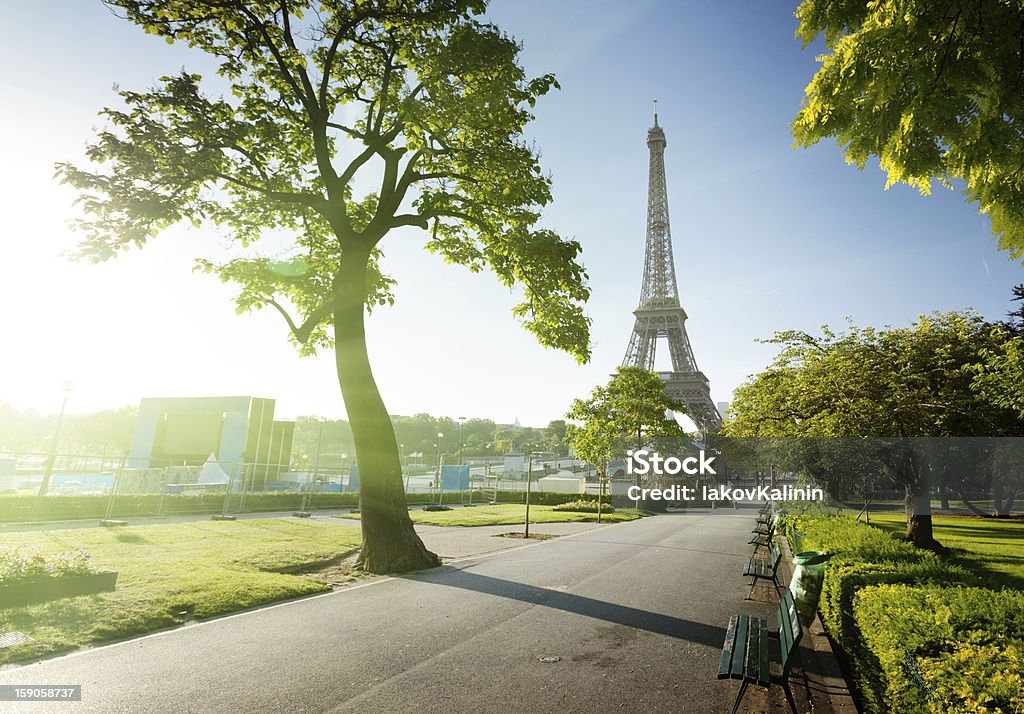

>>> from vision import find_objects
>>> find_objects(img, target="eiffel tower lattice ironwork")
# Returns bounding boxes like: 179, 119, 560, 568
622, 106, 722, 430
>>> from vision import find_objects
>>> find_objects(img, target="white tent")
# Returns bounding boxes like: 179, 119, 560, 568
538, 472, 585, 494
197, 453, 229, 484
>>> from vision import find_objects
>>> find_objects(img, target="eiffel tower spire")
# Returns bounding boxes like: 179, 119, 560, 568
623, 107, 722, 430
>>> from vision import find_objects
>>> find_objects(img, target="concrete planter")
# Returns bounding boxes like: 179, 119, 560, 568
0, 571, 118, 608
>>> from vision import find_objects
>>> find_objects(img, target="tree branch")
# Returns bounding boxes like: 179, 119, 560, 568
389, 213, 430, 229
268, 296, 334, 344
209, 171, 323, 208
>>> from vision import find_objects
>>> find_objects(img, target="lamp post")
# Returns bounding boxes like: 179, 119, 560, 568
524, 451, 533, 538
457, 416, 466, 502
339, 452, 348, 492
34, 381, 73, 515
401, 443, 410, 494
457, 417, 466, 465
436, 432, 444, 505
297, 417, 325, 517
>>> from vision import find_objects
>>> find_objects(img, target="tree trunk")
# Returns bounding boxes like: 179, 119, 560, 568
905, 486, 941, 550
333, 249, 440, 574
993, 481, 1015, 517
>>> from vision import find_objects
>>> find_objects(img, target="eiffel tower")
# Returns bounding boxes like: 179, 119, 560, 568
622, 105, 722, 431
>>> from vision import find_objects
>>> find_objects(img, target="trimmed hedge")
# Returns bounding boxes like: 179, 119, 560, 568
0, 492, 361, 522
855, 585, 1024, 713
776, 514, 1024, 713
0, 490, 604, 522
780, 515, 972, 652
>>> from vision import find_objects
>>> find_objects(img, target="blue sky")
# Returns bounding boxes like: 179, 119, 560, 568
1, 1, 1021, 425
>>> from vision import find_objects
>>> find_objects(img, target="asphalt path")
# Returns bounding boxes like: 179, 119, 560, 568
0, 509, 784, 713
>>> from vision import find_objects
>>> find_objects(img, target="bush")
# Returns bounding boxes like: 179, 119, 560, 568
855, 585, 1024, 713
551, 499, 615, 514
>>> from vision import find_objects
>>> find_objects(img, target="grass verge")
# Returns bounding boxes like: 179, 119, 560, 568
336, 504, 646, 527
0, 519, 362, 665
856, 512, 1024, 589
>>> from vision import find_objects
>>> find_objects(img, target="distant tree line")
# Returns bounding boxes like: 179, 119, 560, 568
291, 414, 569, 466
0, 404, 136, 456
0, 405, 567, 466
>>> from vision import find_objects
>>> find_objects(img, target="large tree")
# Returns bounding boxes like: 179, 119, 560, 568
59, 1, 590, 573
792, 0, 1024, 260
725, 311, 1024, 548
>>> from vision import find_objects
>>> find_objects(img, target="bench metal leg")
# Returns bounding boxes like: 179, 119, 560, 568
730, 680, 749, 714
746, 578, 758, 600
782, 680, 797, 714
773, 574, 783, 597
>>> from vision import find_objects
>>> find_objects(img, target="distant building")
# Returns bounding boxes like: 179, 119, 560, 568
503, 451, 526, 477
716, 401, 732, 420
538, 472, 585, 494
0, 456, 16, 491
127, 396, 294, 487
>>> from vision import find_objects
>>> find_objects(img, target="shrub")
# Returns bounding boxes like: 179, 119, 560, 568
855, 585, 1024, 713
551, 499, 615, 513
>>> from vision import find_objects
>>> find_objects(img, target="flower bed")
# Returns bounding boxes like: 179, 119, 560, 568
552, 499, 615, 513
0, 547, 116, 608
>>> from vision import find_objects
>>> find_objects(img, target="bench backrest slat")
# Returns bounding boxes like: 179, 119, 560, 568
770, 544, 781, 570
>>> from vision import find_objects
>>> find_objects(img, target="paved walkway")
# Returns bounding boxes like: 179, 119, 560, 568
1, 507, 849, 712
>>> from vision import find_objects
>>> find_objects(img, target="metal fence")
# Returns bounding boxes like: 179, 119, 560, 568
0, 451, 594, 523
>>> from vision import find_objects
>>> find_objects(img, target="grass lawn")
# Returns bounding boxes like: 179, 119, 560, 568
0, 519, 362, 664
859, 512, 1024, 590
336, 504, 646, 527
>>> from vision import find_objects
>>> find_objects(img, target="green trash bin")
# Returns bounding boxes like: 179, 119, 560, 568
789, 550, 832, 626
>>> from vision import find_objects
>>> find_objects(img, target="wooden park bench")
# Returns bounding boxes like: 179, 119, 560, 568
748, 522, 774, 555
742, 543, 783, 600
719, 589, 802, 714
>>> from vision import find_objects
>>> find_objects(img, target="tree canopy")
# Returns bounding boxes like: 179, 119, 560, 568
60, 0, 589, 358
793, 0, 1024, 261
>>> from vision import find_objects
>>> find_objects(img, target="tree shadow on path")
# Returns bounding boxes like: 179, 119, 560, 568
403, 567, 727, 648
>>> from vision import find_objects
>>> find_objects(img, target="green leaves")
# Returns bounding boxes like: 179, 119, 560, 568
62, 1, 590, 360
793, 0, 1024, 261
726, 311, 1024, 438
973, 335, 1024, 418
565, 367, 689, 467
